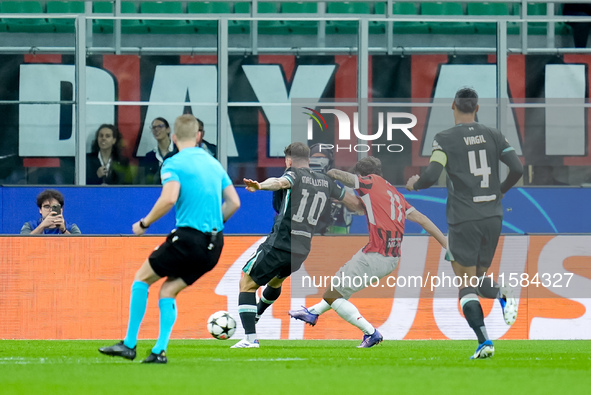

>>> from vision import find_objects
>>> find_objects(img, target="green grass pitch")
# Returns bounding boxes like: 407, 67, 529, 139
1, 340, 590, 394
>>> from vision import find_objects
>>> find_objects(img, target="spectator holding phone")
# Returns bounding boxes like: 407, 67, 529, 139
20, 189, 81, 235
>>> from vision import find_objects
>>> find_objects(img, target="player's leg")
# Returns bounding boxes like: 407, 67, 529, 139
232, 273, 261, 348
289, 250, 368, 325
256, 276, 286, 322
325, 252, 397, 347
259, 250, 307, 322
99, 259, 161, 360
477, 217, 517, 325
324, 288, 382, 348
449, 222, 494, 359
233, 245, 268, 347
141, 277, 188, 364
452, 261, 489, 342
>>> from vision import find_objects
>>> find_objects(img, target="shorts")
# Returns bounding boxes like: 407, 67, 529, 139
242, 242, 308, 286
448, 216, 502, 268
149, 227, 223, 286
332, 249, 400, 299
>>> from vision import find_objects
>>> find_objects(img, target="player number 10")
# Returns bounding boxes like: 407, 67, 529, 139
292, 189, 328, 226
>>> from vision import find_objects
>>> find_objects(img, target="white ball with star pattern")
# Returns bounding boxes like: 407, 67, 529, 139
207, 311, 237, 340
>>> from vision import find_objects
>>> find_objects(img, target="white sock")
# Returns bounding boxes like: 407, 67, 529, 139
331, 298, 375, 335
308, 300, 331, 315
246, 333, 258, 342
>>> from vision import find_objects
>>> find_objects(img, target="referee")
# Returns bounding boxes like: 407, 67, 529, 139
99, 114, 240, 364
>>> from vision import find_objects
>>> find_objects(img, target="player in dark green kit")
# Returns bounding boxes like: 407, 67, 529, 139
232, 142, 356, 348
406, 87, 523, 359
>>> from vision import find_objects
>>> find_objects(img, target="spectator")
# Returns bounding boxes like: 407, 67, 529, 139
87, 124, 132, 185
20, 189, 81, 235
196, 117, 217, 158
139, 117, 174, 184
162, 116, 217, 163
563, 3, 591, 48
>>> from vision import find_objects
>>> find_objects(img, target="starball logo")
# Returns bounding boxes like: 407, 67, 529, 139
304, 107, 418, 153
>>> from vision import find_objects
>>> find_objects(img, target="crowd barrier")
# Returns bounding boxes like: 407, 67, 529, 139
2, 186, 590, 235
1, 235, 589, 340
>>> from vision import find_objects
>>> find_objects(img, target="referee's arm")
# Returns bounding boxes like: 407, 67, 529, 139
222, 185, 241, 223
139, 181, 180, 228
406, 150, 445, 191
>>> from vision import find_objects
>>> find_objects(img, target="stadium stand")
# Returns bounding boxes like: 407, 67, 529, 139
0, 1, 54, 33
374, 2, 429, 34
47, 1, 85, 33
139, 1, 193, 34
92, 1, 147, 33
281, 1, 318, 35
420, 2, 476, 35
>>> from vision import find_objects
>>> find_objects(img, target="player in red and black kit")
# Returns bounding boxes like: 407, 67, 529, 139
406, 87, 523, 359
289, 156, 447, 348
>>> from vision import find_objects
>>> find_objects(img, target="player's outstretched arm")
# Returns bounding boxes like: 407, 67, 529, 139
133, 180, 180, 235
222, 184, 241, 223
406, 209, 447, 249
326, 169, 357, 188
244, 177, 291, 192
499, 150, 523, 194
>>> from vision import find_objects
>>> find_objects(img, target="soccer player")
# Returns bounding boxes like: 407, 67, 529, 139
406, 87, 523, 359
98, 114, 240, 363
289, 156, 447, 348
231, 142, 356, 348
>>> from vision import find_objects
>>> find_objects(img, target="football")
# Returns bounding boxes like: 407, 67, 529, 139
207, 311, 237, 340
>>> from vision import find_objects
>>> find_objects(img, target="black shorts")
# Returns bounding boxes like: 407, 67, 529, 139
448, 216, 502, 268
242, 242, 308, 286
149, 227, 223, 286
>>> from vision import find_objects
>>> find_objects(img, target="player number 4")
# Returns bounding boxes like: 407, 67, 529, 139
468, 149, 491, 188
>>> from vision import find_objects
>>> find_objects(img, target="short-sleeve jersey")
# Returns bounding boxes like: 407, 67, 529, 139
266, 167, 345, 255
432, 122, 513, 224
355, 174, 414, 257
161, 146, 232, 232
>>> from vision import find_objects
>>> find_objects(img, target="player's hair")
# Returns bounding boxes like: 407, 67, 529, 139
152, 117, 169, 129
90, 124, 124, 161
284, 142, 310, 161
36, 189, 65, 208
454, 87, 479, 114
353, 156, 383, 177
195, 117, 205, 136
174, 114, 199, 141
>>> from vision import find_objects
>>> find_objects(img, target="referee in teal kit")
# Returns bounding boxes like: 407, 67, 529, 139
99, 114, 240, 364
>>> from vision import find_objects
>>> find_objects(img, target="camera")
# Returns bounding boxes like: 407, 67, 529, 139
51, 204, 61, 215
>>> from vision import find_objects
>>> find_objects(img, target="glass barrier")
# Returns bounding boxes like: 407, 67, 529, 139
1, 10, 590, 187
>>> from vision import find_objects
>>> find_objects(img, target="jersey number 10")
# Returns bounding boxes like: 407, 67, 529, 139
292, 189, 328, 226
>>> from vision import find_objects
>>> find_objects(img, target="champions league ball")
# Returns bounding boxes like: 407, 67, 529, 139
207, 311, 237, 340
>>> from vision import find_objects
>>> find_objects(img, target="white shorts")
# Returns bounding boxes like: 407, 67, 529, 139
332, 249, 400, 299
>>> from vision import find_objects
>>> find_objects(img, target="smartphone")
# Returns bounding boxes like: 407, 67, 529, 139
51, 205, 61, 215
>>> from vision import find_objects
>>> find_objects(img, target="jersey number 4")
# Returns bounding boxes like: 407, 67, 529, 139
468, 149, 491, 188
292, 189, 327, 226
